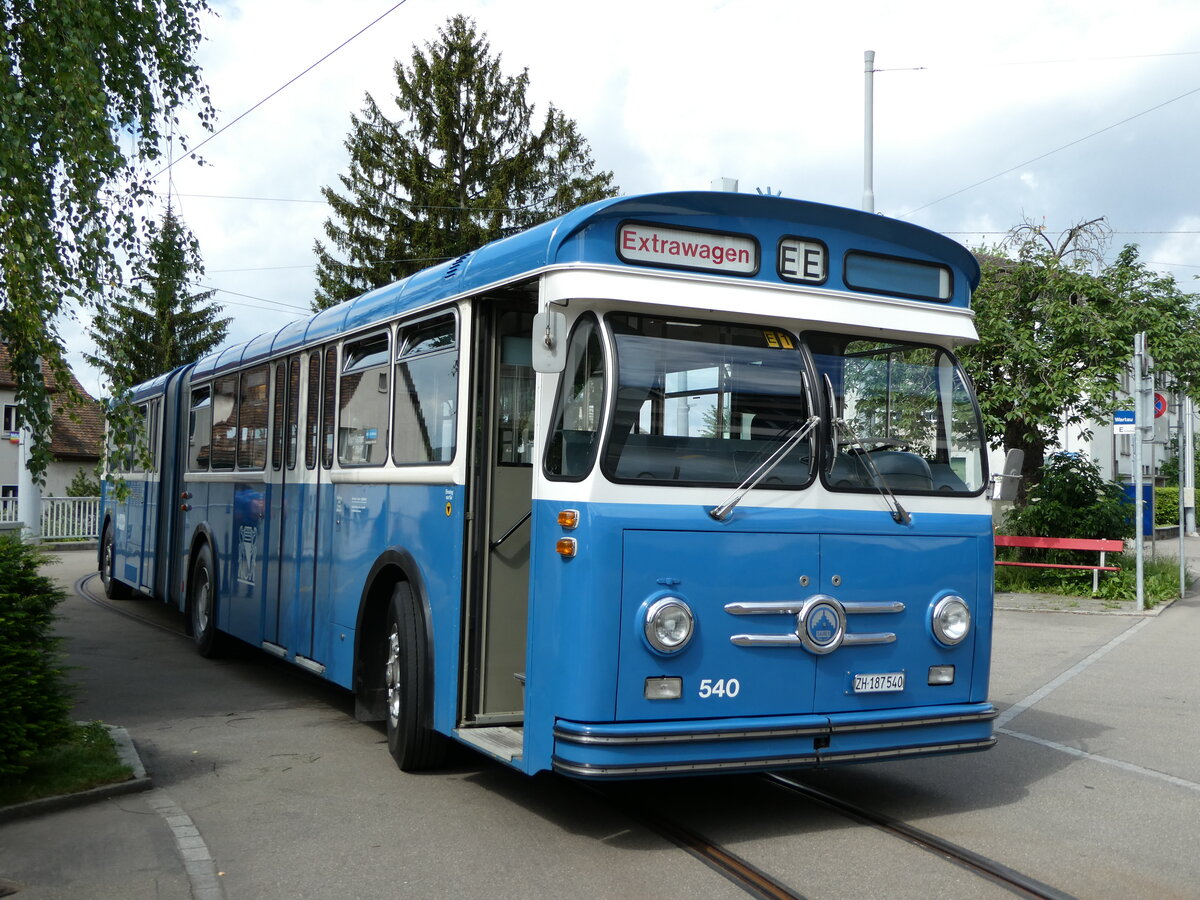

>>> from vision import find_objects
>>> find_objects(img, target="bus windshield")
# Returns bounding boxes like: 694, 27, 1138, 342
810, 334, 987, 495
602, 313, 814, 487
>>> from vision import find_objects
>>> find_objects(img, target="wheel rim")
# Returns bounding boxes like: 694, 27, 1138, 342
102, 537, 113, 585
194, 568, 212, 635
385, 625, 401, 726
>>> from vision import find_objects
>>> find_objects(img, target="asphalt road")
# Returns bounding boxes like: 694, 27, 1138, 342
3, 547, 1199, 899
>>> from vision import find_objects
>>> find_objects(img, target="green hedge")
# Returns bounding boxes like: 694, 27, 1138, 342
1155, 487, 1179, 526
0, 533, 73, 775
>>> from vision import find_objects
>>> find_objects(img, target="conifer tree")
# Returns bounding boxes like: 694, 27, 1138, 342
313, 15, 617, 309
88, 206, 230, 387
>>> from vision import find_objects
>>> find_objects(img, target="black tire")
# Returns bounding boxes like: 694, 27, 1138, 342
384, 583, 446, 771
100, 525, 132, 600
189, 544, 224, 658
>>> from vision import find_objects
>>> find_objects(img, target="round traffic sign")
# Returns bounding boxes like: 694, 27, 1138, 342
1154, 392, 1167, 418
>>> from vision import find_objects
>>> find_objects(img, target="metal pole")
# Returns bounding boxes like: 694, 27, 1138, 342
1134, 333, 1146, 612
863, 50, 875, 213
1185, 395, 1197, 535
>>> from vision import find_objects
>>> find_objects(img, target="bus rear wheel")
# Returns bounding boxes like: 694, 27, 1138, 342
189, 544, 224, 658
384, 583, 445, 771
100, 525, 131, 600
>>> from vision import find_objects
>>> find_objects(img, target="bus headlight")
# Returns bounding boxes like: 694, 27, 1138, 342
644, 597, 695, 653
931, 595, 971, 646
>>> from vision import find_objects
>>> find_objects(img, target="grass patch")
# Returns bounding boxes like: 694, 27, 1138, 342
995, 552, 1187, 607
0, 722, 132, 808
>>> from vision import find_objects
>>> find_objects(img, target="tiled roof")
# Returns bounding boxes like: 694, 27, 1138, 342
0, 345, 104, 461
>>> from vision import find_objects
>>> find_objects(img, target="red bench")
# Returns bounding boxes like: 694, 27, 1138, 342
994, 535, 1125, 596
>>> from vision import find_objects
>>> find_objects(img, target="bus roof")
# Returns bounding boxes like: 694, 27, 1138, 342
180, 191, 979, 384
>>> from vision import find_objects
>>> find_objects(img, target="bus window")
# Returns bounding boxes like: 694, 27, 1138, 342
188, 386, 211, 471
237, 365, 269, 470
601, 314, 812, 486
321, 346, 337, 469
305, 351, 320, 469
272, 362, 285, 471
545, 315, 605, 479
339, 332, 390, 466
286, 356, 300, 470
811, 335, 986, 494
128, 403, 149, 474
210, 376, 238, 470
393, 315, 458, 465
496, 310, 534, 466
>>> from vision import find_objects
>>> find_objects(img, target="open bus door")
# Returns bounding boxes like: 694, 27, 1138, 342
462, 298, 537, 751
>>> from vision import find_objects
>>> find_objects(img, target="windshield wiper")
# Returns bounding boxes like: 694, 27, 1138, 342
708, 415, 820, 521
834, 415, 911, 526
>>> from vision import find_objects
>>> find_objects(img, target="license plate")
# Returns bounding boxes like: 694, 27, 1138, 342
853, 672, 905, 693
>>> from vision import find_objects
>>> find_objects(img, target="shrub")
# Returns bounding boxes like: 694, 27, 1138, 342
0, 532, 73, 775
1154, 487, 1179, 526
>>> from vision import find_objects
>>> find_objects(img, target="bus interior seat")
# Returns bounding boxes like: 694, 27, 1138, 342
869, 450, 933, 492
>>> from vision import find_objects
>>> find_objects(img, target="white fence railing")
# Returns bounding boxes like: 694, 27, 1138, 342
0, 497, 101, 540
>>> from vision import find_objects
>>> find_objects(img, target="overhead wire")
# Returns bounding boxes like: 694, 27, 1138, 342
900, 82, 1200, 218
152, 0, 412, 179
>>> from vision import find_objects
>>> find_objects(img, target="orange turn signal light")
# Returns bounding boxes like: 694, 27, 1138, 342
557, 509, 579, 529
556, 537, 577, 558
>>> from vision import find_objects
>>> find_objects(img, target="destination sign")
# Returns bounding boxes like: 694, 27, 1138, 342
618, 223, 758, 275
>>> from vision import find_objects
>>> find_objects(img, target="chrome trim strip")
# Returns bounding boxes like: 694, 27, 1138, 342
829, 709, 998, 733
842, 631, 896, 645
551, 738, 996, 777
730, 630, 894, 646
726, 600, 904, 616
554, 723, 829, 746
843, 601, 906, 614
724, 601, 805, 616
730, 633, 802, 646
553, 753, 821, 777
817, 737, 997, 763
261, 641, 287, 659
554, 708, 997, 746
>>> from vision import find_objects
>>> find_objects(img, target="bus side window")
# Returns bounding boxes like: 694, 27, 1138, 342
321, 346, 337, 469
305, 351, 320, 469
188, 386, 211, 471
272, 362, 285, 471
210, 375, 238, 470
338, 332, 390, 466
545, 315, 604, 479
237, 365, 269, 470
393, 314, 458, 465
286, 357, 300, 470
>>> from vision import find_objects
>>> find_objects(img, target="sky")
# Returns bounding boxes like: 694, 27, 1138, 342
66, 0, 1200, 394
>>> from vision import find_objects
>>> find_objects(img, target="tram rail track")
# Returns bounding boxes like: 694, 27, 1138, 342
590, 771, 1075, 900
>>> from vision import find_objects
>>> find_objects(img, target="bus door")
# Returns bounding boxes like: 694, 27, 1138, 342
275, 350, 324, 664
466, 301, 536, 724
264, 356, 302, 655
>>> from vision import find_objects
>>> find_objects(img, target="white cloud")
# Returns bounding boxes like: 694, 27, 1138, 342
63, 0, 1200, 393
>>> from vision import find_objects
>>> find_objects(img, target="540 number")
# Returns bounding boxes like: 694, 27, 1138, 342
698, 677, 741, 699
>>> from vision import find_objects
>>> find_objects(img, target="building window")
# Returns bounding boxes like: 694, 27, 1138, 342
3, 405, 18, 434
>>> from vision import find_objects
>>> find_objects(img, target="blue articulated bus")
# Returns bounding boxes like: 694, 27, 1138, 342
100, 191, 997, 778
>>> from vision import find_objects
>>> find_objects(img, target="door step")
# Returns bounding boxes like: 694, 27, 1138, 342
456, 725, 524, 763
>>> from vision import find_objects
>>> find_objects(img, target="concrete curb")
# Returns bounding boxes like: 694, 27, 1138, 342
0, 725, 152, 824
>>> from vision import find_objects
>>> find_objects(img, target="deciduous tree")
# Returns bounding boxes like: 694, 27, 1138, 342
313, 15, 617, 310
960, 219, 1200, 499
0, 0, 213, 478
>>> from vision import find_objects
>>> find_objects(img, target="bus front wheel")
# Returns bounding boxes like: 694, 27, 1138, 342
189, 544, 223, 658
384, 583, 445, 771
100, 525, 131, 600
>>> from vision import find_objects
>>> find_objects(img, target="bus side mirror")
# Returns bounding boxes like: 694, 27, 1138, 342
990, 449, 1024, 501
531, 309, 566, 373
